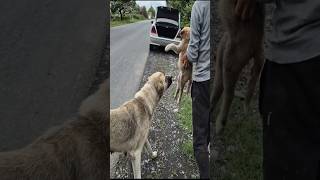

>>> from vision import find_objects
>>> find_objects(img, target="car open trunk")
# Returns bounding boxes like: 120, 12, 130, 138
155, 7, 180, 39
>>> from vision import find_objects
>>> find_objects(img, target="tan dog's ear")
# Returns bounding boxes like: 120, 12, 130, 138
180, 27, 191, 40
150, 72, 165, 97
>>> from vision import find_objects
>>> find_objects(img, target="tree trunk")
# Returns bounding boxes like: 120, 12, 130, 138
119, 10, 123, 21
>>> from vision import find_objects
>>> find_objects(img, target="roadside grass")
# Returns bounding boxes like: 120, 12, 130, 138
176, 91, 194, 160
175, 87, 262, 179
218, 97, 263, 180
111, 15, 147, 27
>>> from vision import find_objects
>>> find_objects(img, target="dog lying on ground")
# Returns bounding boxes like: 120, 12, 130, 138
211, 0, 265, 134
0, 80, 108, 180
165, 27, 192, 104
110, 72, 172, 179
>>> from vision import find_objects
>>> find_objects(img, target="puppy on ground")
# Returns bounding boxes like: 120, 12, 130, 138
211, 0, 265, 134
165, 27, 192, 104
110, 72, 172, 179
0, 80, 108, 180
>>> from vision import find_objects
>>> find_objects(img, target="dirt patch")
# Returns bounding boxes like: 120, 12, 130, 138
114, 47, 199, 179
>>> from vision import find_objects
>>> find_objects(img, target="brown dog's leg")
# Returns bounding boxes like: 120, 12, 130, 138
244, 47, 264, 113
216, 41, 250, 134
177, 78, 187, 104
144, 139, 157, 159
165, 43, 180, 54
186, 79, 192, 95
210, 34, 226, 117
174, 73, 181, 100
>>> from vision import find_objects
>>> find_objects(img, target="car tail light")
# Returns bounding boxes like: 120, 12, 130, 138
151, 26, 157, 35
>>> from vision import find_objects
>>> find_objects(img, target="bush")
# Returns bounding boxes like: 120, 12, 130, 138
132, 14, 144, 20
167, 0, 195, 27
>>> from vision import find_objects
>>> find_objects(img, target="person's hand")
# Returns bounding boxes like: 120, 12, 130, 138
235, 0, 256, 20
181, 53, 190, 69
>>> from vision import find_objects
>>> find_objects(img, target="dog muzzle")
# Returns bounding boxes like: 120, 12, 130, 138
165, 75, 173, 88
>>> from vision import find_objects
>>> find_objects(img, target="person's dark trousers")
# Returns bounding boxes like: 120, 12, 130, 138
259, 57, 320, 180
191, 80, 210, 179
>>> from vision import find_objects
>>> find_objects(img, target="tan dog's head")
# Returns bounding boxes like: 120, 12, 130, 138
148, 72, 172, 97
179, 27, 191, 41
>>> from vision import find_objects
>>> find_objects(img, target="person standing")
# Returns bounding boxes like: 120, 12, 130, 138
181, 0, 211, 178
236, 0, 320, 179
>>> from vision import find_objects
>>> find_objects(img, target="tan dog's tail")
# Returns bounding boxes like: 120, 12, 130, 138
79, 79, 109, 118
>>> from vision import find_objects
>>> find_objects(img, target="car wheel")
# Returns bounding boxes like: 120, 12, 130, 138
149, 44, 157, 51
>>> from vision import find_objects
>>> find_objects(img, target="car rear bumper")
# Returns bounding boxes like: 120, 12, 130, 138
150, 35, 181, 47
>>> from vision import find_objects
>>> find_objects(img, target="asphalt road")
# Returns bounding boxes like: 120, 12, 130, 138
0, 0, 106, 151
110, 20, 151, 108
110, 20, 151, 177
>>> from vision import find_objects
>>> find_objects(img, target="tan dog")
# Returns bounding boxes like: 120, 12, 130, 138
165, 27, 192, 104
0, 80, 108, 180
110, 72, 172, 179
211, 0, 265, 134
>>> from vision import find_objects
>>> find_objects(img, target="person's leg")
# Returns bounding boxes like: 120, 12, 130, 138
259, 58, 320, 180
191, 80, 210, 179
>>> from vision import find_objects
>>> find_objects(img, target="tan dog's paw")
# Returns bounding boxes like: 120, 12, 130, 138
164, 44, 171, 52
165, 43, 178, 54
151, 151, 158, 159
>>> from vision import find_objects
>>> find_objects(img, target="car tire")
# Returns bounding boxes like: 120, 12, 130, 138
149, 44, 157, 51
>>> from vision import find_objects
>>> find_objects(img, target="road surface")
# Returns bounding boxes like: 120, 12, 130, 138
110, 20, 151, 108
0, 0, 106, 152
110, 20, 151, 177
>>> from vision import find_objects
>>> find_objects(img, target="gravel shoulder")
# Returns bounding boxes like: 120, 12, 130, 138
114, 47, 199, 179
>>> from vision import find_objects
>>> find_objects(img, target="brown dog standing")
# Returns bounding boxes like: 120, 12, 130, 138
211, 0, 265, 134
165, 27, 193, 104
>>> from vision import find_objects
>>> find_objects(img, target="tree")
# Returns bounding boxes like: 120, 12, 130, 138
110, 0, 136, 20
148, 6, 155, 19
140, 6, 148, 19
167, 0, 195, 27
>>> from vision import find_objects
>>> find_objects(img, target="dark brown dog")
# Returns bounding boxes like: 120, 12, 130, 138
0, 80, 108, 180
211, 0, 265, 134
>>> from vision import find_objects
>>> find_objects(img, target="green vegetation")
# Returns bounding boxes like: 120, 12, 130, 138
176, 89, 262, 179
111, 15, 145, 27
148, 6, 156, 19
178, 95, 193, 134
214, 97, 263, 180
177, 93, 194, 159
167, 0, 195, 27
181, 139, 194, 159
110, 0, 148, 27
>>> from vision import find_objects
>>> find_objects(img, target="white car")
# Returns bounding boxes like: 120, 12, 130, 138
150, 6, 181, 49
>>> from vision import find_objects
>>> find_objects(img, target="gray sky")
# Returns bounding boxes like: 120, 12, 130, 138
136, 1, 167, 9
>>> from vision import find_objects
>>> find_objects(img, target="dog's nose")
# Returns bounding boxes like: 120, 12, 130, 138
165, 76, 173, 87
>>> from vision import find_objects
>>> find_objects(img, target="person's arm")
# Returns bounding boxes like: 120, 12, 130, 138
186, 2, 201, 64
